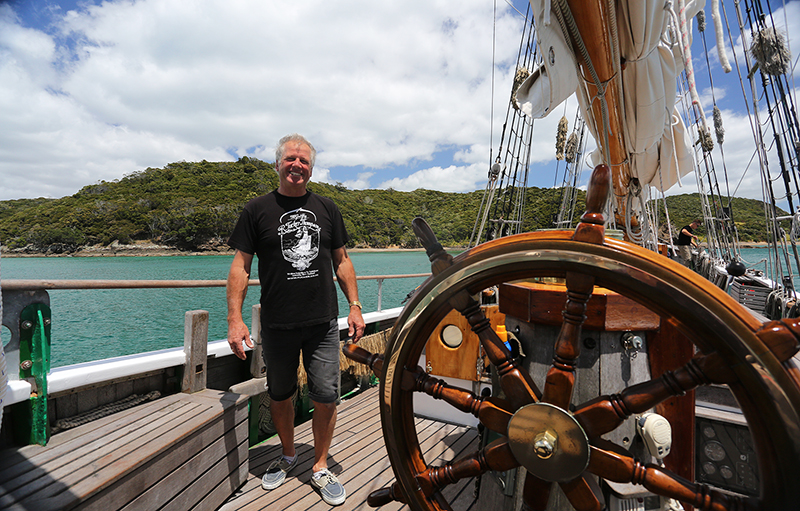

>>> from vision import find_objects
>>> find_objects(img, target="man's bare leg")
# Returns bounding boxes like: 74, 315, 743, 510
311, 400, 337, 472
271, 397, 296, 458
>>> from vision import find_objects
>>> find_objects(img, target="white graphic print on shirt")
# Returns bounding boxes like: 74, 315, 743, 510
278, 208, 320, 277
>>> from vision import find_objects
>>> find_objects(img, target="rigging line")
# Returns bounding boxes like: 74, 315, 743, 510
502, 0, 531, 23
724, 0, 774, 202
728, 145, 758, 199
699, 15, 734, 205
771, 0, 800, 146
490, 0, 497, 170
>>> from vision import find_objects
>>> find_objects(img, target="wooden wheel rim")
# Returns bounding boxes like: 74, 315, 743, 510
380, 231, 800, 511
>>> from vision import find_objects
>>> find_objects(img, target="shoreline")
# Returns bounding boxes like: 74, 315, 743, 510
1, 240, 772, 258
0, 244, 447, 258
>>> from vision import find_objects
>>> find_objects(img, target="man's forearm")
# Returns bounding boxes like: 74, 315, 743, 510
226, 252, 252, 323
227, 273, 249, 322
336, 258, 360, 303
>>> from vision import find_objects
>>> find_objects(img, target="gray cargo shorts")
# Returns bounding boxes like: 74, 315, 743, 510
262, 318, 340, 404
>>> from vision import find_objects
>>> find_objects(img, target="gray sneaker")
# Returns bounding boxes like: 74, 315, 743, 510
261, 455, 298, 490
310, 468, 346, 506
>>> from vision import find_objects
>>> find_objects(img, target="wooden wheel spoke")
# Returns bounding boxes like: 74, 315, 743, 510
521, 472, 552, 511
400, 365, 514, 433
341, 343, 384, 378
588, 442, 756, 511
573, 351, 738, 438
571, 164, 610, 246
542, 271, 594, 409
413, 217, 542, 408
539, 165, 609, 408
559, 474, 604, 511
415, 438, 519, 498
367, 483, 406, 507
756, 318, 800, 362
453, 289, 542, 407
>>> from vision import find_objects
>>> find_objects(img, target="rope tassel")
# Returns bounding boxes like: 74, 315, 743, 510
750, 26, 791, 76
556, 116, 568, 160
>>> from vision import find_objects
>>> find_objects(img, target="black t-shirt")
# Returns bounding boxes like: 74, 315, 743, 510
677, 225, 694, 245
227, 190, 348, 328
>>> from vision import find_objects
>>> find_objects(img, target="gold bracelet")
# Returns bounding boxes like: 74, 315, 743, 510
349, 300, 362, 310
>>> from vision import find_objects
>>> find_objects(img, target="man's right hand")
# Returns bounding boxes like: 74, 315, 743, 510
227, 320, 253, 360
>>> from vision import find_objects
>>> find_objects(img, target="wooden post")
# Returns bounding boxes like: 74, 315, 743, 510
250, 304, 266, 378
182, 310, 208, 393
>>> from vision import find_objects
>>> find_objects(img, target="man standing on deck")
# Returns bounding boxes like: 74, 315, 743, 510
677, 219, 702, 267
226, 133, 365, 507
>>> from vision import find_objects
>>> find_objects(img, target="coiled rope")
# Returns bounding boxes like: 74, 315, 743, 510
511, 66, 531, 112
556, 116, 569, 160
790, 212, 800, 244
750, 26, 791, 76
50, 390, 161, 434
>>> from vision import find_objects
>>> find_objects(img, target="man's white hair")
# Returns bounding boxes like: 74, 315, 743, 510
276, 134, 316, 169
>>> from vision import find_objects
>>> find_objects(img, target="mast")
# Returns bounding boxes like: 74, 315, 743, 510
555, 0, 632, 230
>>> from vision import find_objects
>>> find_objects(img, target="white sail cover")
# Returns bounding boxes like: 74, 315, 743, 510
617, 0, 702, 192
517, 0, 703, 193
515, 0, 580, 119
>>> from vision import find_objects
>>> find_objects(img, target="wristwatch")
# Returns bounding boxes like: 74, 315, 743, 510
349, 300, 362, 310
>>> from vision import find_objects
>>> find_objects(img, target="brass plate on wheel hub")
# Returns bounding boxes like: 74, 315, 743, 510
507, 402, 590, 482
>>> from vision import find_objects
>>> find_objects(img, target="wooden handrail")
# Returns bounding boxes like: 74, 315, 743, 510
0, 273, 431, 291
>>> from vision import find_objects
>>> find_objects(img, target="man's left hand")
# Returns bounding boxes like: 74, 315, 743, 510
348, 309, 366, 343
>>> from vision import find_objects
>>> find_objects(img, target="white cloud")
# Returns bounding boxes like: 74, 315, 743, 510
378, 163, 486, 192
341, 172, 375, 190
0, 0, 524, 200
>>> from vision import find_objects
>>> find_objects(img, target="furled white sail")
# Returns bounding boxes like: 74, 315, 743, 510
616, 0, 702, 192
516, 0, 704, 193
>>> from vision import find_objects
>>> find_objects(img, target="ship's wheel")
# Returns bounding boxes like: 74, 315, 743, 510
344, 165, 800, 511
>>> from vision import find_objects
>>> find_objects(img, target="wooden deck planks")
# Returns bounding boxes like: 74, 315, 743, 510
0, 393, 189, 490
0, 389, 248, 511
221, 386, 482, 511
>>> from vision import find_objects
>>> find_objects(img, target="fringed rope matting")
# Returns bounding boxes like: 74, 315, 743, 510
296, 328, 392, 387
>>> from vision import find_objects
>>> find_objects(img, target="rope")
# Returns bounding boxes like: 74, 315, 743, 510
750, 26, 791, 76
713, 105, 725, 145
565, 131, 578, 163
556, 116, 568, 160
511, 66, 531, 111
51, 391, 161, 433
711, 0, 732, 73
671, 0, 713, 151
790, 212, 800, 244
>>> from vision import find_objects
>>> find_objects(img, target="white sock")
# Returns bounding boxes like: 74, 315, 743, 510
313, 469, 327, 479
282, 454, 296, 464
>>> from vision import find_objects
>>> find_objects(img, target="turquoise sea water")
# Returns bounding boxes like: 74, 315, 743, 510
1, 247, 794, 368
0, 252, 435, 367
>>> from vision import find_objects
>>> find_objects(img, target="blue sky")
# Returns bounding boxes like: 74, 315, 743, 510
1, 0, 798, 203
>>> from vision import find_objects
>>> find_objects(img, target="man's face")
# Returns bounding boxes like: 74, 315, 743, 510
277, 141, 313, 190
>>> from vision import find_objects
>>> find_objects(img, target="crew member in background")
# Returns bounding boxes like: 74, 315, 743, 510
226, 133, 365, 507
677, 219, 702, 267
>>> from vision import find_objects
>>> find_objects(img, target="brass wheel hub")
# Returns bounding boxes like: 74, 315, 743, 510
507, 402, 590, 482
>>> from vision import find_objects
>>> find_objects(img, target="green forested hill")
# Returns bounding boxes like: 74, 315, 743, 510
0, 158, 783, 253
